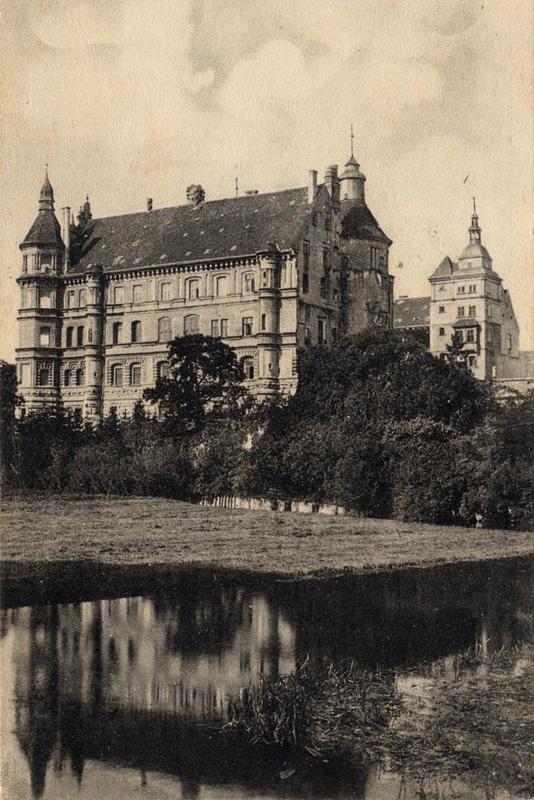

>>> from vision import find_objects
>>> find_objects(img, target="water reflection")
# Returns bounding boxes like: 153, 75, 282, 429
1, 557, 532, 799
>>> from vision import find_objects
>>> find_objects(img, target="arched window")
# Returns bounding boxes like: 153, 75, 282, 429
157, 361, 170, 379
184, 314, 199, 335
243, 273, 255, 293
75, 368, 84, 386
215, 275, 228, 296
112, 321, 122, 344
77, 326, 84, 347
40, 326, 51, 346
111, 365, 123, 386
79, 289, 87, 307
130, 363, 142, 386
131, 320, 142, 343
37, 365, 51, 386
241, 357, 254, 380
158, 317, 172, 342
39, 289, 51, 309
160, 282, 171, 302
188, 279, 200, 300
64, 369, 71, 387
65, 327, 73, 347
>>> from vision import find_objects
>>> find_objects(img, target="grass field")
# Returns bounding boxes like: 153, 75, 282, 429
2, 494, 533, 578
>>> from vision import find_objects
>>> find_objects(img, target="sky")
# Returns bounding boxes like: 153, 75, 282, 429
1, 0, 533, 360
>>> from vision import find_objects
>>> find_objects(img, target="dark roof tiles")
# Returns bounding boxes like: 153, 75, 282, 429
70, 188, 311, 274
21, 210, 64, 248
340, 200, 391, 244
393, 296, 430, 328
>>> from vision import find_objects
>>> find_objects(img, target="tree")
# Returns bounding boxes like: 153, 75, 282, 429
143, 334, 248, 434
445, 330, 467, 364
0, 362, 22, 486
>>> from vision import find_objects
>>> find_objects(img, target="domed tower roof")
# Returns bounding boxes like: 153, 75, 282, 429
339, 126, 367, 202
458, 199, 492, 268
21, 168, 64, 249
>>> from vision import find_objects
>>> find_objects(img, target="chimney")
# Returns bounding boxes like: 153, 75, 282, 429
62, 207, 71, 270
308, 170, 318, 204
146, 197, 153, 212
324, 165, 340, 208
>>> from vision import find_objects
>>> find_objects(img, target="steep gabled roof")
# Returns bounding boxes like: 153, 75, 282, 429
393, 296, 430, 328
340, 199, 391, 244
69, 188, 313, 274
429, 256, 456, 280
21, 210, 64, 249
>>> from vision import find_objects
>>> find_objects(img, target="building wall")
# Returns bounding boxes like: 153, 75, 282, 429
430, 271, 520, 381
16, 182, 392, 421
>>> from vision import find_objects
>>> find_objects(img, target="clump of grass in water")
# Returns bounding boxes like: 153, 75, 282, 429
226, 659, 403, 762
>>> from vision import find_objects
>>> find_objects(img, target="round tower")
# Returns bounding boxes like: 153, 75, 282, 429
16, 170, 65, 412
256, 243, 281, 396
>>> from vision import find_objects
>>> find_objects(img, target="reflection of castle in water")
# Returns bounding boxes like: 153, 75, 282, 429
4, 558, 533, 799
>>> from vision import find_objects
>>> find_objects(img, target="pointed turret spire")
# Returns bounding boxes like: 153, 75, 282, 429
38, 166, 55, 211
469, 197, 481, 245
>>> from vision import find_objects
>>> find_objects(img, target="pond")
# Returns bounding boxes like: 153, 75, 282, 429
1, 557, 533, 799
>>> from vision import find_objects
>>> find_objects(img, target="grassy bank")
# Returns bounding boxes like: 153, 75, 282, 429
1, 495, 533, 605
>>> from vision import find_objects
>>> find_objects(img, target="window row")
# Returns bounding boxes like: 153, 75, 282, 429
63, 368, 85, 386
65, 326, 91, 347
457, 306, 476, 318
109, 315, 257, 343
111, 272, 258, 305
457, 284, 477, 294
110, 363, 143, 386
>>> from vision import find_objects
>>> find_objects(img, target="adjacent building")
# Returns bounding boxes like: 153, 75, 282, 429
394, 203, 523, 384
16, 148, 393, 421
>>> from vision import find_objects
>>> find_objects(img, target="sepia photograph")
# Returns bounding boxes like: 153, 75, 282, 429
0, 1, 533, 798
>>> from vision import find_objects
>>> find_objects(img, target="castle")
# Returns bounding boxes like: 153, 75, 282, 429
16, 145, 393, 422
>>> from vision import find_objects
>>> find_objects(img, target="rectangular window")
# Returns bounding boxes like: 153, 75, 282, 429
507, 333, 512, 352
66, 327, 73, 347
468, 356, 477, 367
318, 318, 326, 344
160, 282, 171, 301
242, 316, 253, 336
261, 313, 266, 331
439, 327, 445, 336
468, 306, 476, 317
112, 321, 122, 344
469, 284, 477, 293
67, 290, 76, 309
466, 329, 475, 342
211, 319, 220, 337
221, 319, 228, 337
457, 306, 465, 318
133, 284, 144, 303
438, 306, 445, 313
303, 273, 309, 293
457, 286, 466, 294
39, 289, 52, 309
77, 327, 84, 347
303, 241, 310, 272
323, 248, 330, 272
21, 289, 31, 309
487, 305, 492, 318
130, 364, 142, 386
20, 363, 30, 386
40, 326, 51, 346
114, 286, 125, 305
